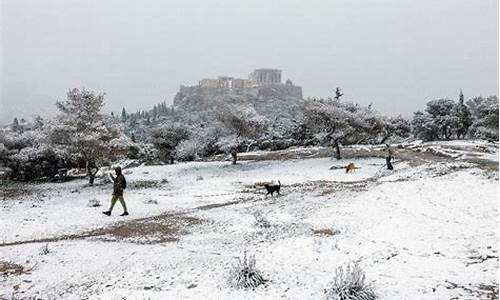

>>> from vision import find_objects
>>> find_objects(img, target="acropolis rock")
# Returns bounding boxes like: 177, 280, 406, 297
174, 68, 303, 107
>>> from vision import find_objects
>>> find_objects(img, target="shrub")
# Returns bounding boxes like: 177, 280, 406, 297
39, 244, 50, 255
227, 251, 266, 289
325, 263, 376, 300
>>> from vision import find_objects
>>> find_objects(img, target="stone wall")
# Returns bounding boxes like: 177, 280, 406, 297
255, 84, 302, 99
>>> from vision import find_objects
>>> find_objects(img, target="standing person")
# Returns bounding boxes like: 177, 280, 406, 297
385, 144, 394, 170
103, 166, 128, 216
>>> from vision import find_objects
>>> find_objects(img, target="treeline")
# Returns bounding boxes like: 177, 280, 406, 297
0, 88, 498, 182
412, 92, 498, 141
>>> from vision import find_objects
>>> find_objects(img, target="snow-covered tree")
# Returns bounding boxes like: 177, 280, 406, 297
121, 107, 127, 122
215, 99, 268, 164
424, 98, 459, 140
454, 91, 472, 139
11, 118, 20, 133
380, 115, 411, 143
467, 96, 499, 140
0, 126, 70, 181
176, 124, 225, 161
33, 115, 44, 130
412, 95, 497, 141
411, 110, 439, 141
46, 88, 132, 184
151, 123, 190, 162
302, 98, 384, 159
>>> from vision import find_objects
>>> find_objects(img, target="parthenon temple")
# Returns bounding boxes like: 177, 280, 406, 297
198, 68, 295, 90
178, 68, 303, 99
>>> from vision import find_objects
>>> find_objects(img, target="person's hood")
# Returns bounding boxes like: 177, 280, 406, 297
114, 167, 122, 175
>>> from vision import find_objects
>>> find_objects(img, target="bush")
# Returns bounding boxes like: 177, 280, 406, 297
176, 139, 200, 161
136, 143, 160, 161
227, 251, 266, 289
39, 244, 51, 255
325, 263, 376, 300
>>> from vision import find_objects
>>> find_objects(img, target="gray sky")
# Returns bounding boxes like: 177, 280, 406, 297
1, 0, 498, 124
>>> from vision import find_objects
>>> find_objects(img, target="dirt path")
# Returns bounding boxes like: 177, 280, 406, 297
0, 192, 258, 247
239, 144, 498, 171
0, 177, 382, 248
1, 147, 494, 248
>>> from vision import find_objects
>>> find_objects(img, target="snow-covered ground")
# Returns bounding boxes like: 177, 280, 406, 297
1, 142, 498, 299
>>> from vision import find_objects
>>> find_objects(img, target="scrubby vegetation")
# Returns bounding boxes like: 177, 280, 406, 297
39, 244, 51, 255
324, 263, 376, 300
227, 251, 267, 289
0, 86, 497, 182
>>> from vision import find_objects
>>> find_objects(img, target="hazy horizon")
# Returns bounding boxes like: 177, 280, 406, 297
1, 0, 498, 124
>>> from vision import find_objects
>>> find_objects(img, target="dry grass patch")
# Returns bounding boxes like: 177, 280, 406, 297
90, 214, 202, 244
286, 180, 369, 195
0, 261, 30, 276
313, 228, 340, 236
444, 281, 499, 300
129, 179, 166, 189
0, 181, 35, 201
1, 213, 202, 247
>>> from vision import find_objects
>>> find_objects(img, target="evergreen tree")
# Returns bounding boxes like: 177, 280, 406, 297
48, 88, 125, 184
454, 90, 472, 139
334, 87, 344, 100
121, 107, 127, 122
11, 117, 20, 133
33, 115, 44, 130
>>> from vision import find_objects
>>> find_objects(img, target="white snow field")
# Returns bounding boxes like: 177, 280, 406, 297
1, 141, 498, 299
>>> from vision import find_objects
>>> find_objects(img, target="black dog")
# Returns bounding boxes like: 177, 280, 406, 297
264, 181, 281, 196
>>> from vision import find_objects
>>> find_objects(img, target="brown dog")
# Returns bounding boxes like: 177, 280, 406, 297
345, 163, 356, 173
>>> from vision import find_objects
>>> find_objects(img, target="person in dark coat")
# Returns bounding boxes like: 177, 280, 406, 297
103, 166, 128, 216
385, 144, 394, 170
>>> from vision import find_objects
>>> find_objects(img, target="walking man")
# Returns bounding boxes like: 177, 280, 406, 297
385, 144, 394, 170
103, 166, 129, 216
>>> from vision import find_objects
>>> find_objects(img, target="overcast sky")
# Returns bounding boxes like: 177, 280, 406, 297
1, 0, 498, 124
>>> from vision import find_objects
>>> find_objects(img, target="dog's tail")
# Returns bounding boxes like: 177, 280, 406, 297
278, 180, 281, 187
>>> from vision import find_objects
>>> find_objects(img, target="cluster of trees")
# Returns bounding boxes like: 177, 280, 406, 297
1, 87, 498, 182
124, 95, 410, 164
411, 92, 498, 141
148, 97, 269, 164
1, 88, 135, 182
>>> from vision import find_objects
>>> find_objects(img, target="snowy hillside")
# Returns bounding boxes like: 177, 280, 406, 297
173, 87, 303, 134
1, 141, 498, 299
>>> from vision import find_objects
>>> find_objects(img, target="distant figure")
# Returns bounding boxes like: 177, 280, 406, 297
57, 168, 68, 182
103, 167, 128, 216
231, 148, 238, 165
385, 144, 394, 170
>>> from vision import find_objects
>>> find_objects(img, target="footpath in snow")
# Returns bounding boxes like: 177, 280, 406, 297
0, 142, 498, 299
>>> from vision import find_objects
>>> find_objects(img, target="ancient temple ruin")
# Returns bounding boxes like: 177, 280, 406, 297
181, 68, 303, 99
249, 68, 282, 85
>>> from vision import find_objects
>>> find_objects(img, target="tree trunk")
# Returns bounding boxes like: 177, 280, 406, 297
333, 140, 341, 160
380, 134, 390, 144
88, 172, 95, 185
86, 161, 99, 185
231, 151, 237, 165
